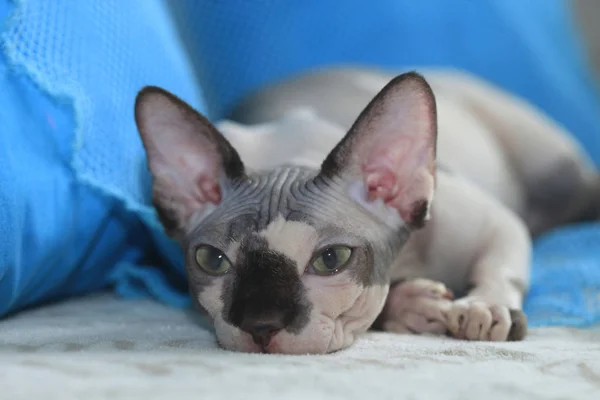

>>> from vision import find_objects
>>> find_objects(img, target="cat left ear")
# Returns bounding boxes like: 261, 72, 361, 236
135, 87, 245, 238
319, 72, 437, 229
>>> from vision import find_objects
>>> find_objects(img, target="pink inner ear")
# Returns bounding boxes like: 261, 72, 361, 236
149, 135, 224, 226
171, 148, 223, 201
361, 134, 434, 225
196, 174, 222, 204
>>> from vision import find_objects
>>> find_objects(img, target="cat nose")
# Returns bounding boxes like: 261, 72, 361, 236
239, 315, 285, 347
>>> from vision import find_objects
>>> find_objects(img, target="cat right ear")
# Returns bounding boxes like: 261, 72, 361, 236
134, 87, 245, 238
319, 72, 437, 229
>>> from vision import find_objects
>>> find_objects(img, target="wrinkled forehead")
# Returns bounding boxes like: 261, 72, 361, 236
188, 168, 345, 236
184, 166, 403, 261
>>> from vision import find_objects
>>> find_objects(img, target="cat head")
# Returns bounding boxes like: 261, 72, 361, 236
134, 72, 437, 354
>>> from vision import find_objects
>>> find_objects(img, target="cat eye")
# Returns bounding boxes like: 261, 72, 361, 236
195, 245, 232, 275
309, 246, 353, 275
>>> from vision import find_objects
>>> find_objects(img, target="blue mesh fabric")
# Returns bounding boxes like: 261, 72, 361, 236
2, 0, 204, 212
0, 0, 203, 315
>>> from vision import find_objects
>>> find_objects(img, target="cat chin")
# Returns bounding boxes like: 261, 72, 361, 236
214, 317, 358, 355
216, 331, 337, 355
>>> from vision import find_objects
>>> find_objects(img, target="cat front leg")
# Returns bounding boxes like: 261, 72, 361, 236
438, 177, 531, 342
443, 208, 531, 341
377, 278, 527, 341
382, 172, 531, 342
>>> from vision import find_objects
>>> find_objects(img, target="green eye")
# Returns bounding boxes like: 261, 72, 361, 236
195, 245, 232, 275
310, 246, 353, 275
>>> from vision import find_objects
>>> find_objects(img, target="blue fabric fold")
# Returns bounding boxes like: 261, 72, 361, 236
0, 0, 202, 316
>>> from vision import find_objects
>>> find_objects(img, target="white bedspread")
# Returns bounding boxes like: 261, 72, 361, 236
1, 293, 599, 400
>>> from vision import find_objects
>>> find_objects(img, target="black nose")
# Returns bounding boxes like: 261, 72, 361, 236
239, 315, 285, 348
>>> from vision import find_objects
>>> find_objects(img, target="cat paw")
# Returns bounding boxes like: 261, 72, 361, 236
444, 299, 528, 341
379, 278, 454, 335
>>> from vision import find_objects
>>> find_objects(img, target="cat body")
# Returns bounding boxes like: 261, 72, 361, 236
134, 67, 599, 354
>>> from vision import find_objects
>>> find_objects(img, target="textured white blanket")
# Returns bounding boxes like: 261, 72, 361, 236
1, 294, 599, 400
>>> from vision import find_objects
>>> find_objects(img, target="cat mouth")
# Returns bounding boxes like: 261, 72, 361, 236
238, 339, 280, 354
243, 334, 311, 355
218, 326, 333, 355
258, 336, 283, 354
224, 332, 284, 354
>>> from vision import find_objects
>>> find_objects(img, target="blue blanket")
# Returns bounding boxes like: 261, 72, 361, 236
0, 0, 198, 315
1, 0, 599, 327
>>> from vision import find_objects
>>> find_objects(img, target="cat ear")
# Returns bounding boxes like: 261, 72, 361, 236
135, 87, 245, 238
319, 72, 437, 229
